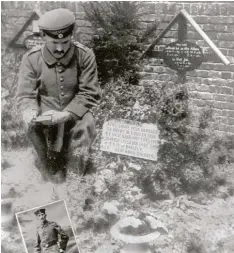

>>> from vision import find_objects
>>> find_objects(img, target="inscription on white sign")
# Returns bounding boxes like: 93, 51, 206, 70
100, 119, 160, 161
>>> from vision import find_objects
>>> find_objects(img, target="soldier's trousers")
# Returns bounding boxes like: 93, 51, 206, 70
27, 112, 96, 178
43, 244, 60, 253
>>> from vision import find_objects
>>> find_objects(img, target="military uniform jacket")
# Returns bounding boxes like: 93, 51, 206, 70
34, 220, 69, 253
17, 42, 101, 118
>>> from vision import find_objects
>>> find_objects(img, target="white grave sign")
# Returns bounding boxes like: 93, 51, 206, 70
100, 119, 160, 161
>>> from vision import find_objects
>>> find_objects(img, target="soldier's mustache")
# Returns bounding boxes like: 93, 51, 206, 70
54, 50, 64, 54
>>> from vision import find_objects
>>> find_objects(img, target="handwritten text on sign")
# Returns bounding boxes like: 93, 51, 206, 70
100, 119, 160, 161
163, 41, 203, 72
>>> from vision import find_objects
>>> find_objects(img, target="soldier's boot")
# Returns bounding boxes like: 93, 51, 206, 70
34, 156, 51, 182
47, 150, 67, 184
66, 112, 97, 175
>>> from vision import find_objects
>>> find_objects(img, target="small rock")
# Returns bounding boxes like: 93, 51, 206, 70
128, 162, 141, 171
93, 179, 106, 195
95, 244, 117, 253
110, 200, 120, 207
103, 202, 119, 216
119, 217, 143, 229
120, 244, 151, 253
100, 169, 114, 180
133, 101, 140, 110
145, 216, 168, 233
108, 162, 117, 169
222, 235, 234, 253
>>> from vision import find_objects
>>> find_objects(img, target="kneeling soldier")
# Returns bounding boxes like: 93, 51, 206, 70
17, 8, 101, 182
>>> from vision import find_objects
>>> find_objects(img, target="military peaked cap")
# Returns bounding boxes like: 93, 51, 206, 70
34, 208, 46, 216
38, 8, 75, 39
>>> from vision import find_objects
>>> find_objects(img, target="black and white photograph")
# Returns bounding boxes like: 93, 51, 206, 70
1, 1, 234, 253
16, 200, 80, 253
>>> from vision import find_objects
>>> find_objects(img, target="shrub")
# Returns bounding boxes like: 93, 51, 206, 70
83, 2, 162, 86
1, 45, 28, 149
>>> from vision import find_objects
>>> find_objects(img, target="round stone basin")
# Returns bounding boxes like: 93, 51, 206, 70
110, 217, 160, 244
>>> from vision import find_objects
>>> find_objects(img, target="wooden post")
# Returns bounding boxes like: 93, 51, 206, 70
139, 13, 180, 60
180, 9, 230, 65
178, 13, 187, 42
177, 14, 187, 83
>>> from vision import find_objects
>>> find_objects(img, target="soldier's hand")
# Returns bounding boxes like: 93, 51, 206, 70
22, 110, 38, 127
41, 110, 72, 125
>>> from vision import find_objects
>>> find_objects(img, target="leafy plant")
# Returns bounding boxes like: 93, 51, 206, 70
83, 2, 159, 85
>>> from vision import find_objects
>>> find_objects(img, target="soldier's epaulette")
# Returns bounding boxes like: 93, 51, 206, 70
27, 45, 42, 56
50, 221, 58, 226
73, 41, 90, 52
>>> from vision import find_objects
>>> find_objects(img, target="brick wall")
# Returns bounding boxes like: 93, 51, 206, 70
1, 1, 234, 135
137, 2, 234, 134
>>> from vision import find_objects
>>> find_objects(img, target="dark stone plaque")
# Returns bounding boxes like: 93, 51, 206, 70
24, 35, 44, 49
163, 41, 203, 72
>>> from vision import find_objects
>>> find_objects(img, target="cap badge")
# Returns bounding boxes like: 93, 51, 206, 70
58, 33, 63, 39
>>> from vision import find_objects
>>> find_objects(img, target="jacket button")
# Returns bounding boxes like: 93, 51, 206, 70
61, 85, 64, 89
58, 69, 63, 73
60, 77, 64, 82
57, 62, 61, 66
61, 92, 65, 96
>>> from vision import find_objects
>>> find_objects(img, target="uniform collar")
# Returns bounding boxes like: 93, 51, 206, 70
39, 220, 49, 228
42, 43, 75, 66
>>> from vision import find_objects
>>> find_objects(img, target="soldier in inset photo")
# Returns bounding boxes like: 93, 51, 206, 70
16, 200, 80, 253
34, 208, 69, 253
16, 8, 101, 183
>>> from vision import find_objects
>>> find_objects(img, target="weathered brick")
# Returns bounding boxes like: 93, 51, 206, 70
191, 98, 213, 107
214, 94, 234, 103
214, 24, 230, 32
77, 27, 94, 34
225, 80, 234, 89
220, 86, 233, 95
139, 72, 159, 80
227, 49, 234, 57
226, 110, 234, 118
213, 101, 234, 110
140, 14, 161, 22
74, 12, 86, 20
191, 4, 218, 16
138, 3, 156, 14
193, 92, 214, 100
218, 41, 234, 49
200, 24, 216, 32
143, 66, 155, 73
158, 74, 173, 81
215, 117, 228, 125
77, 20, 93, 27
221, 72, 232, 79
207, 71, 222, 79
213, 63, 234, 72
188, 83, 197, 91
195, 84, 209, 92
211, 16, 234, 24
196, 70, 210, 78
213, 109, 223, 117
224, 125, 234, 133
201, 63, 216, 71
187, 76, 203, 84
217, 33, 234, 41
182, 3, 191, 13
217, 3, 234, 15
202, 78, 228, 87
209, 85, 221, 94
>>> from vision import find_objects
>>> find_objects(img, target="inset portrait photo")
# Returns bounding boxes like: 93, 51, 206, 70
16, 200, 80, 253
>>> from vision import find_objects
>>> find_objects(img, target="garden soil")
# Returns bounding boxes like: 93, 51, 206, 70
2, 148, 234, 253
